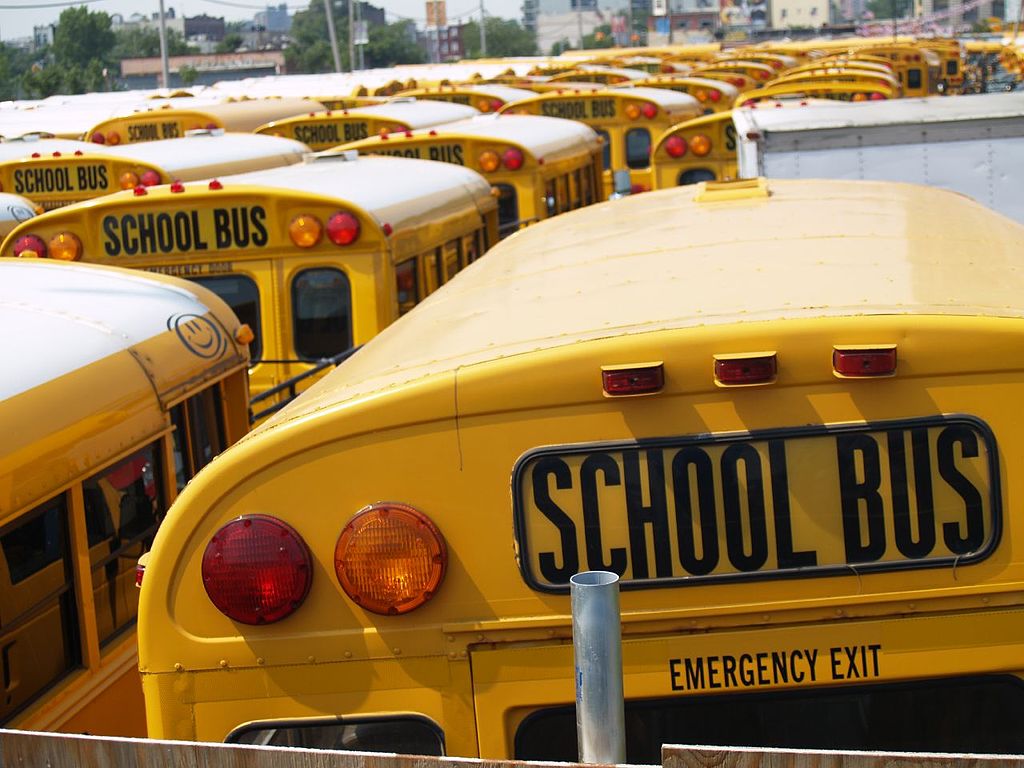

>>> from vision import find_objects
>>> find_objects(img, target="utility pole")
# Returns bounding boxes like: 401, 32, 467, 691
324, 0, 343, 71
157, 0, 170, 88
479, 0, 487, 56
577, 1, 584, 47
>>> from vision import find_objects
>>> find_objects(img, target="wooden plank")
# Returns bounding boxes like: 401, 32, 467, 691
663, 744, 1024, 768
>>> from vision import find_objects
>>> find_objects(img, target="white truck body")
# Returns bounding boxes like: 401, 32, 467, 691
733, 93, 1024, 224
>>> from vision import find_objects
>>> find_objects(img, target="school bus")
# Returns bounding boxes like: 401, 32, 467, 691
0, 257, 250, 736
853, 45, 941, 98
0, 192, 38, 236
679, 69, 759, 93
0, 132, 311, 211
254, 100, 479, 152
547, 66, 649, 85
767, 68, 902, 94
137, 177, 1024, 758
650, 110, 737, 188
629, 76, 740, 114
393, 85, 537, 113
329, 114, 603, 236
86, 98, 325, 146
916, 39, 965, 93
691, 60, 777, 86
2, 154, 498, 421
738, 81, 896, 105
501, 88, 702, 195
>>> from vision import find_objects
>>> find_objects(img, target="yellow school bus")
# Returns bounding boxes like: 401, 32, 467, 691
0, 257, 250, 737
629, 76, 740, 114
254, 99, 479, 152
393, 85, 537, 114
0, 192, 38, 236
2, 154, 498, 421
738, 81, 897, 105
691, 60, 777, 86
650, 110, 737, 187
0, 132, 310, 210
916, 39, 965, 93
501, 88, 702, 195
137, 177, 1024, 758
853, 45, 941, 98
547, 66, 649, 85
86, 98, 325, 146
329, 114, 603, 236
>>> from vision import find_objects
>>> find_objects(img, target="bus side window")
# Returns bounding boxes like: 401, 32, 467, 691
572, 169, 583, 210
443, 239, 461, 281
292, 268, 353, 360
83, 444, 165, 647
545, 179, 557, 218
171, 385, 227, 491
0, 493, 79, 724
396, 258, 419, 315
556, 175, 570, 214
191, 275, 263, 362
908, 68, 923, 89
596, 129, 611, 170
626, 128, 652, 170
494, 184, 518, 236
422, 249, 443, 296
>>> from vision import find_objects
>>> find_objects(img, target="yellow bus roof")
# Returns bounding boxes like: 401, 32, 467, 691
505, 86, 702, 112
394, 84, 538, 105
0, 258, 249, 510
267, 178, 1024, 428
327, 114, 600, 162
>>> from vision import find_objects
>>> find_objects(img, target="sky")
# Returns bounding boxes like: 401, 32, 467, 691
0, 0, 523, 42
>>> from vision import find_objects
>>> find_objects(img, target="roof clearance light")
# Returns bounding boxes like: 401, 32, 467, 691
479, 150, 500, 172
119, 171, 139, 190
90, 132, 106, 144
641, 102, 657, 118
208, 179, 223, 190
664, 135, 687, 158
714, 352, 777, 386
625, 102, 641, 120
289, 213, 323, 247
105, 131, 121, 146
326, 211, 360, 246
334, 503, 447, 616
170, 180, 185, 193
140, 169, 161, 187
690, 134, 712, 156
133, 185, 147, 197
502, 148, 524, 170
833, 346, 897, 377
202, 515, 312, 625
601, 362, 664, 396
48, 232, 82, 261
12, 234, 47, 258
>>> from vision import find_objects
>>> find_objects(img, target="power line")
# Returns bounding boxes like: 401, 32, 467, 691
195, 0, 307, 9
0, 0, 103, 8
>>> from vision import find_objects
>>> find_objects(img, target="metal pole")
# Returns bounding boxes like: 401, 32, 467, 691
355, 0, 363, 70
577, 4, 584, 47
479, 0, 487, 56
157, 0, 170, 88
323, 0, 343, 72
570, 571, 626, 764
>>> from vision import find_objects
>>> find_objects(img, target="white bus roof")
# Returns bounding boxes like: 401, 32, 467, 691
327, 99, 480, 126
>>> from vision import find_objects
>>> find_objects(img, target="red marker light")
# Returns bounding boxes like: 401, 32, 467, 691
74, 150, 83, 156
326, 211, 360, 245
52, 151, 61, 157
714, 353, 777, 385
170, 180, 185, 193
602, 363, 664, 396
208, 179, 223, 190
833, 346, 897, 377
133, 185, 147, 196
664, 135, 687, 157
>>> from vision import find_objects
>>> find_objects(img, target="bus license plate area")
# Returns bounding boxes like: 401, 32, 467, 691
512, 416, 999, 592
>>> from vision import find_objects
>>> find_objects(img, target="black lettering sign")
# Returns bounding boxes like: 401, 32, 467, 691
128, 123, 161, 142
373, 148, 423, 158
670, 647, 830, 691
427, 144, 465, 165
101, 206, 267, 256
540, 101, 587, 120
589, 99, 616, 118
343, 122, 369, 142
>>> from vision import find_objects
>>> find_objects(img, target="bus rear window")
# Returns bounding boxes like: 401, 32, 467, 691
515, 676, 1024, 763
0, 494, 79, 723
596, 129, 611, 170
291, 267, 353, 360
908, 68, 923, 89
229, 715, 444, 754
626, 128, 651, 170
495, 183, 519, 235
191, 275, 262, 361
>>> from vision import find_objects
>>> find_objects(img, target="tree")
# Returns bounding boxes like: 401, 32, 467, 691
52, 6, 115, 69
461, 17, 537, 57
286, 0, 350, 73
550, 37, 572, 55
363, 21, 424, 68
178, 64, 199, 86
112, 27, 192, 59
216, 32, 245, 53
583, 24, 614, 48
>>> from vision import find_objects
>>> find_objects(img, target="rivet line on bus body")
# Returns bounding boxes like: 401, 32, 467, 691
344, 651, 352, 659
174, 663, 184, 672
256, 657, 265, 665
446, 635, 455, 642
219, 659, 228, 668
308, 656, 316, 663
393, 648, 402, 655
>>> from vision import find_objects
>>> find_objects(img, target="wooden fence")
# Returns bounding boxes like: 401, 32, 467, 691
1, 731, 1022, 768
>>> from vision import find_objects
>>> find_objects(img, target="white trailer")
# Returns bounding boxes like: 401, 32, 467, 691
733, 92, 1024, 224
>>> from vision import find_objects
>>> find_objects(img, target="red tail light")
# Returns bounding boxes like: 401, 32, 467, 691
135, 563, 145, 588
870, 92, 886, 100
709, 89, 722, 102
326, 211, 360, 245
833, 346, 897, 377
90, 131, 105, 144
502, 148, 524, 170
12, 234, 47, 258
641, 102, 657, 119
714, 353, 777, 385
202, 515, 312, 625
664, 135, 687, 158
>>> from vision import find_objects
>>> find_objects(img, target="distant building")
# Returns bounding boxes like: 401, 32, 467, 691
111, 8, 186, 36
771, 0, 829, 28
419, 24, 464, 61
184, 14, 225, 41
532, 0, 652, 50
120, 50, 286, 88
32, 24, 54, 50
255, 4, 292, 33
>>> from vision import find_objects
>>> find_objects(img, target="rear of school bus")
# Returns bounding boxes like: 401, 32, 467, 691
138, 178, 1024, 758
